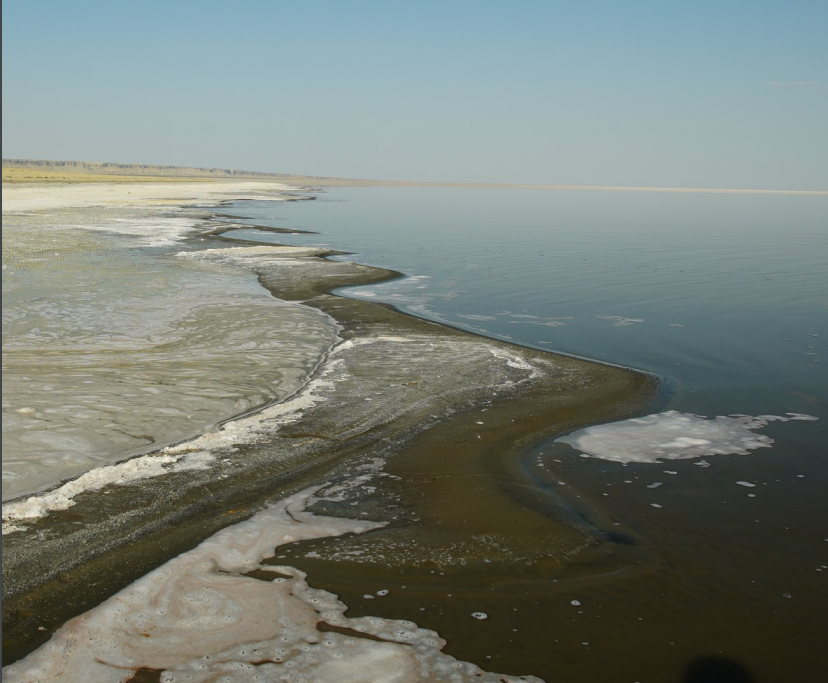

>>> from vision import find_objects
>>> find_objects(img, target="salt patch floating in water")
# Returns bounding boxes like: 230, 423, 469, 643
2, 487, 539, 683
457, 313, 498, 321
595, 315, 645, 326
556, 411, 818, 464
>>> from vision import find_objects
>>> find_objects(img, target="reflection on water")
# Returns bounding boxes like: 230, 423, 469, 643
2, 207, 337, 500
224, 187, 826, 413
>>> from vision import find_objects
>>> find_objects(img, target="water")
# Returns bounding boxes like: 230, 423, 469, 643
222, 186, 827, 419
215, 186, 828, 679
6, 184, 827, 680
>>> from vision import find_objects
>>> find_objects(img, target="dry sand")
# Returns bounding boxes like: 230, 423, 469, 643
2, 177, 298, 212
5, 160, 825, 194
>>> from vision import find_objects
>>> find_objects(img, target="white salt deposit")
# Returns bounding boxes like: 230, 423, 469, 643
488, 348, 542, 377
2, 185, 339, 502
556, 411, 818, 464
4, 326, 536, 531
595, 315, 644, 326
185, 244, 329, 258
1, 358, 339, 533
2, 487, 541, 683
1, 450, 214, 531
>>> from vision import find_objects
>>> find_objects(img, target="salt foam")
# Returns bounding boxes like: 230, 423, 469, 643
556, 410, 818, 464
3, 487, 541, 683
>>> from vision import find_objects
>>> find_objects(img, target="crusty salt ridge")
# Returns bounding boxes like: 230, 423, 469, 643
0, 350, 337, 532
2, 486, 542, 683
1, 450, 215, 532
556, 410, 819, 463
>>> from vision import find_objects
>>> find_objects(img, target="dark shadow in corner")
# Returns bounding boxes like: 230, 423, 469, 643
681, 656, 756, 683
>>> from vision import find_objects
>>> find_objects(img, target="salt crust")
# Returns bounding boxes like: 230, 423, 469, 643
2, 180, 328, 527
557, 410, 819, 463
1, 451, 214, 531
185, 245, 329, 257
3, 486, 541, 683
488, 348, 542, 378
1, 361, 336, 533
2, 336, 543, 532
1, 181, 296, 214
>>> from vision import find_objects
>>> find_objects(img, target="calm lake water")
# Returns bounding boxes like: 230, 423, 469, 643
225, 187, 826, 418
219, 186, 828, 679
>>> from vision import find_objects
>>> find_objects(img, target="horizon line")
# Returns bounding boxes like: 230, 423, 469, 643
3, 158, 826, 196
347, 180, 828, 196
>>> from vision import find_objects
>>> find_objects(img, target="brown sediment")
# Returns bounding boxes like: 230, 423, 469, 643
1, 190, 656, 670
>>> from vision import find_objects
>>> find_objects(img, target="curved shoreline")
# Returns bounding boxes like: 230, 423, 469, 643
2, 182, 657, 668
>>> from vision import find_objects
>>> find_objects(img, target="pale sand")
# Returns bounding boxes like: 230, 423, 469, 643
5, 161, 826, 195
2, 178, 298, 212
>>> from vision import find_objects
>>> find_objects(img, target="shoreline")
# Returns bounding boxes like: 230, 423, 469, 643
5, 160, 826, 195
2, 178, 656, 672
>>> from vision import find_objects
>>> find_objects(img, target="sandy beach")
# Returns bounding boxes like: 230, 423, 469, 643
2, 170, 655, 680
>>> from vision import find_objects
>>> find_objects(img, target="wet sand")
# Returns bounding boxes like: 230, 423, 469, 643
1, 178, 655, 676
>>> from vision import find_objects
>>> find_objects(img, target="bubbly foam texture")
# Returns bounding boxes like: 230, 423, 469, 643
2, 487, 541, 683
557, 410, 819, 463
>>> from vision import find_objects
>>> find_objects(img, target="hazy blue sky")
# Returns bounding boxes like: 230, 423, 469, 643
3, 1, 826, 189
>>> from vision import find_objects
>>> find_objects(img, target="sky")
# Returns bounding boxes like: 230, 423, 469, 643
2, 0, 827, 189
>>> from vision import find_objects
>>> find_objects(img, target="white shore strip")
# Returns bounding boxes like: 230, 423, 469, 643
1, 179, 300, 212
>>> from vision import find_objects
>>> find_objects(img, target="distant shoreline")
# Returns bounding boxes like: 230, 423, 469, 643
4, 158, 826, 195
